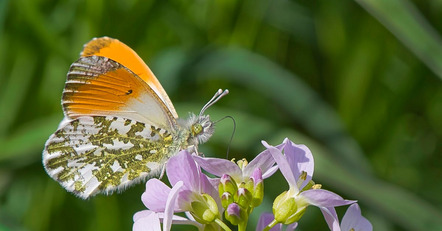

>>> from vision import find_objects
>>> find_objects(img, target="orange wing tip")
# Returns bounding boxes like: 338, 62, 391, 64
78, 36, 179, 119
81, 36, 116, 57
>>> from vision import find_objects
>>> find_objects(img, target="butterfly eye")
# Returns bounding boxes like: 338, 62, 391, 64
191, 123, 203, 136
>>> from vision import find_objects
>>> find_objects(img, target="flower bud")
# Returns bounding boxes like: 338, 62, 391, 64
273, 191, 309, 225
251, 180, 263, 207
244, 178, 254, 194
221, 192, 234, 208
224, 203, 247, 225
219, 174, 238, 198
251, 168, 263, 185
273, 191, 297, 224
190, 193, 220, 224
250, 168, 264, 207
235, 185, 252, 209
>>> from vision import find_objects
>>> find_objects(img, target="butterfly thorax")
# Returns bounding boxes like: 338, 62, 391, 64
177, 113, 214, 152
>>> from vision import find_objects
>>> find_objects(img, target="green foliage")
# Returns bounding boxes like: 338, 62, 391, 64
1, 0, 441, 230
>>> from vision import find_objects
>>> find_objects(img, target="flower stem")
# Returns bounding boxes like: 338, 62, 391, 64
214, 218, 232, 231
238, 220, 247, 231
262, 219, 278, 231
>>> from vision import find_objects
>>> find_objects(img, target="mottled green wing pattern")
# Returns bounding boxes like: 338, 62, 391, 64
43, 116, 177, 199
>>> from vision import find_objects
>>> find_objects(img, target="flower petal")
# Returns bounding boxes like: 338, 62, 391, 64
207, 177, 220, 189
341, 204, 373, 231
163, 181, 184, 231
133, 211, 201, 230
176, 189, 196, 211
133, 210, 154, 223
193, 155, 242, 180
142, 179, 171, 212
167, 151, 200, 191
133, 210, 161, 231
243, 149, 276, 180
262, 165, 279, 179
320, 207, 341, 231
196, 169, 222, 212
282, 138, 314, 188
156, 213, 201, 226
256, 213, 282, 231
168, 214, 199, 225
300, 189, 356, 207
262, 141, 297, 190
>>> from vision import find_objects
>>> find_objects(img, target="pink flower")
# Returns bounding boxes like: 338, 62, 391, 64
193, 147, 277, 182
133, 181, 185, 231
193, 143, 278, 228
133, 151, 221, 231
321, 203, 373, 231
263, 138, 355, 226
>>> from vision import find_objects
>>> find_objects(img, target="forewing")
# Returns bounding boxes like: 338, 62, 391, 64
63, 56, 176, 129
43, 116, 176, 199
81, 37, 178, 119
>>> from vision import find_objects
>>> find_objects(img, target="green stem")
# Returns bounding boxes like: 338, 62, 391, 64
214, 218, 232, 231
262, 219, 278, 231
237, 207, 251, 231
238, 220, 248, 231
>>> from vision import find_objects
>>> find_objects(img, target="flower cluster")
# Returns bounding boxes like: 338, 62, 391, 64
133, 138, 372, 231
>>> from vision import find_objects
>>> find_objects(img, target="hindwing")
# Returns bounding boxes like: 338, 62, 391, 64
43, 116, 177, 199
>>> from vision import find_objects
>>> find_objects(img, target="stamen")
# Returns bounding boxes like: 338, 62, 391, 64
312, 184, 322, 189
297, 171, 307, 189
237, 158, 248, 170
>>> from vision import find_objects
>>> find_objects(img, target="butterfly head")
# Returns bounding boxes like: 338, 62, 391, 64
182, 89, 229, 147
186, 113, 214, 145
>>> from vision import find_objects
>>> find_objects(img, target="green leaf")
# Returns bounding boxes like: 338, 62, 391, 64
0, 116, 61, 163
356, 0, 442, 80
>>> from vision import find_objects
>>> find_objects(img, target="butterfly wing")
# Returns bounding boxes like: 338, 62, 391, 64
43, 37, 186, 198
43, 116, 179, 199
63, 55, 176, 129
80, 36, 178, 119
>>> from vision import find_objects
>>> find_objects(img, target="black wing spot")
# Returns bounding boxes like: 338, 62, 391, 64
126, 89, 133, 95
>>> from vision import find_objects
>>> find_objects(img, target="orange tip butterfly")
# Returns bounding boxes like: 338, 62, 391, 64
43, 37, 228, 199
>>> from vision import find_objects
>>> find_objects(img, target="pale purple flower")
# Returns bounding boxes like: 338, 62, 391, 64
133, 181, 184, 231
321, 203, 373, 231
193, 146, 278, 183
193, 144, 278, 227
263, 138, 355, 224
133, 150, 221, 231
133, 210, 161, 231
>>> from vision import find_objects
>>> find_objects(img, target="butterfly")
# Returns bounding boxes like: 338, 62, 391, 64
42, 37, 228, 199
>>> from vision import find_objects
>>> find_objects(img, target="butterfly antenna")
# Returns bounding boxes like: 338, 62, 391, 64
214, 116, 236, 160
200, 89, 229, 116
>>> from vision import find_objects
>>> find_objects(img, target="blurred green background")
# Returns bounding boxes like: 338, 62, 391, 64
1, 0, 441, 230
